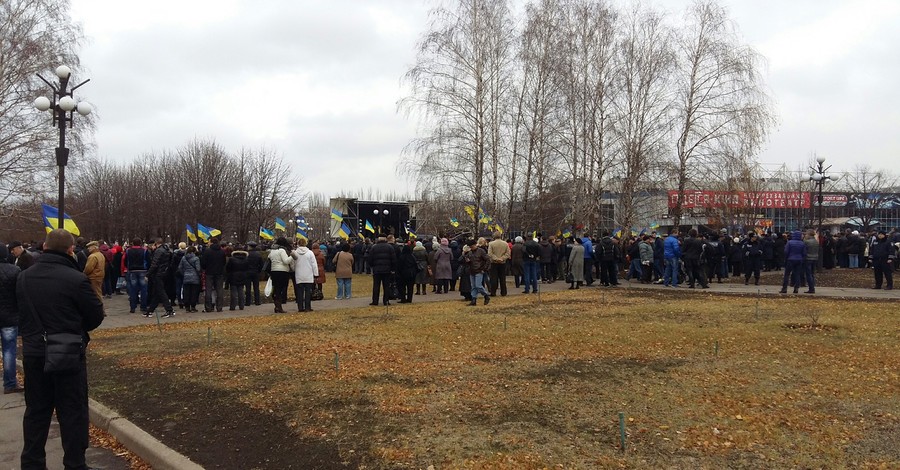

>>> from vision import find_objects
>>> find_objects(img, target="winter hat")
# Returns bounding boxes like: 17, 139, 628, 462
415, 241, 423, 248
86, 241, 99, 249
515, 236, 524, 243
733, 237, 741, 243
441, 238, 449, 246
851, 230, 859, 235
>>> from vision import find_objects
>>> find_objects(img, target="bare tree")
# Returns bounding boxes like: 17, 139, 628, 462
610, 4, 674, 235
399, 0, 515, 232
668, 0, 775, 229
842, 164, 899, 232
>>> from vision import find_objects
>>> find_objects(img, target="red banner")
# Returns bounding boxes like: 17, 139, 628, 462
668, 191, 811, 209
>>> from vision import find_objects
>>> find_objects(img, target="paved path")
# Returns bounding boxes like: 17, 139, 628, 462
3, 273, 894, 469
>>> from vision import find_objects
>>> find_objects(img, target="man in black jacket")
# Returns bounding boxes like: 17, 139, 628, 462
145, 238, 175, 318
244, 241, 263, 306
201, 238, 227, 312
17, 229, 105, 470
0, 244, 23, 394
367, 236, 396, 306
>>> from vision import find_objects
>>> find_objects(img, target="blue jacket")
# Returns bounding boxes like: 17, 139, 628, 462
664, 235, 681, 259
784, 231, 807, 262
582, 237, 593, 259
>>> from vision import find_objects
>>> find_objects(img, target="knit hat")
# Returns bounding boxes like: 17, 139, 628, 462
86, 241, 99, 249
515, 236, 524, 243
441, 238, 449, 246
415, 241, 423, 248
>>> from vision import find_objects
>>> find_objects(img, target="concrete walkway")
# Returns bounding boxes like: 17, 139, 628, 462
3, 273, 894, 469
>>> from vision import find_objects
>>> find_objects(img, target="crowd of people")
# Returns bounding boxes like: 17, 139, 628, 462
0, 225, 897, 468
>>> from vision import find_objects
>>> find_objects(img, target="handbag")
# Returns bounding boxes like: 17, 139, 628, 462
565, 271, 574, 283
311, 286, 324, 301
264, 277, 273, 297
20, 276, 84, 373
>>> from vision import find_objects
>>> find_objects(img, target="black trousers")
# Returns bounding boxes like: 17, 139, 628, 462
874, 259, 894, 288
401, 279, 414, 302
146, 275, 172, 313
685, 259, 708, 287
183, 283, 200, 309
244, 272, 260, 305
230, 281, 248, 310
600, 260, 617, 285
22, 356, 89, 470
488, 262, 507, 296
371, 273, 392, 304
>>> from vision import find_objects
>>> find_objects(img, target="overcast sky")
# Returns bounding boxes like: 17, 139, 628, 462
69, 0, 900, 196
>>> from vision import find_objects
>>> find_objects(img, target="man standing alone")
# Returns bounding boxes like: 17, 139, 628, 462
17, 229, 105, 470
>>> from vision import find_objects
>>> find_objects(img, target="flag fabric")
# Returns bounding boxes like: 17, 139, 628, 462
330, 209, 343, 222
209, 227, 222, 237
196, 223, 212, 241
296, 215, 309, 229
650, 222, 660, 230
295, 228, 308, 240
406, 223, 417, 239
186, 224, 197, 242
450, 217, 459, 227
41, 204, 80, 236
562, 228, 572, 238
365, 220, 375, 233
259, 227, 274, 240
274, 217, 286, 231
337, 222, 351, 239
613, 228, 623, 238
464, 206, 476, 221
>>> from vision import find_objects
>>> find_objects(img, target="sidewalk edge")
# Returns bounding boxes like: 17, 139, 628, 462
89, 397, 205, 470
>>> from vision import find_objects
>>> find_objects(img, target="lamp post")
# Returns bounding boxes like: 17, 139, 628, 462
808, 156, 839, 237
373, 208, 389, 234
34, 65, 92, 229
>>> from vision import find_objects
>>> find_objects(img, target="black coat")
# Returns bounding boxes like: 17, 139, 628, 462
367, 241, 396, 274
16, 251, 105, 357
226, 251, 251, 284
397, 247, 419, 282
245, 249, 264, 274
148, 245, 172, 279
0, 261, 20, 328
201, 244, 227, 275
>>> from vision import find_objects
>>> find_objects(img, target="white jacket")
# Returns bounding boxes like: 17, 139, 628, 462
268, 245, 293, 272
292, 247, 318, 284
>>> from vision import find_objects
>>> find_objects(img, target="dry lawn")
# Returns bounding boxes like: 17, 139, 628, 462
88, 288, 899, 469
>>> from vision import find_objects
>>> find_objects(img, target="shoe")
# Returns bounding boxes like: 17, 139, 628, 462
129, 309, 135, 314
484, 296, 490, 305
161, 311, 175, 318
701, 285, 710, 289
754, 280, 759, 286
4, 387, 24, 394
143, 311, 154, 317
778, 289, 787, 294
872, 287, 882, 290
369, 302, 379, 306
793, 289, 799, 294
522, 290, 529, 294
805, 290, 815, 294
744, 280, 749, 285
335, 296, 342, 300
383, 302, 391, 306
307, 308, 313, 312
229, 308, 236, 311
468, 300, 477, 306
886, 286, 894, 290
398, 300, 410, 304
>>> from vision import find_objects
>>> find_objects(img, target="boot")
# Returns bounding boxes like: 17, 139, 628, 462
576, 281, 582, 289
754, 278, 759, 286
469, 299, 477, 306
569, 282, 575, 290
274, 298, 285, 313
484, 295, 490, 305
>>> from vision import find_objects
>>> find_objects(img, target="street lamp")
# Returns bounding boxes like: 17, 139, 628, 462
808, 156, 840, 237
33, 65, 92, 229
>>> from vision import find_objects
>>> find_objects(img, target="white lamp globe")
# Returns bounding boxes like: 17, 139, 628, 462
34, 96, 52, 111
383, 209, 389, 215
76, 101, 93, 116
830, 174, 841, 182
373, 209, 379, 215
58, 95, 76, 112
811, 173, 824, 182
815, 156, 826, 164
55, 65, 72, 79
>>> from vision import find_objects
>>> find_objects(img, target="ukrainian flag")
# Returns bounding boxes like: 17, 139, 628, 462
562, 228, 572, 238
41, 204, 80, 236
209, 227, 222, 237
274, 217, 286, 231
330, 209, 343, 222
196, 223, 212, 241
365, 220, 375, 233
450, 217, 459, 227
337, 223, 351, 240
295, 228, 308, 240
405, 223, 417, 239
259, 227, 274, 240
464, 206, 476, 221
296, 215, 308, 229
186, 224, 197, 242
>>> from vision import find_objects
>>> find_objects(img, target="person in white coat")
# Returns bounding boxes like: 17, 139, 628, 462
268, 237, 294, 313
292, 238, 319, 312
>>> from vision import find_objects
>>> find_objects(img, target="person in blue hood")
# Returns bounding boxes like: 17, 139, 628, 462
779, 230, 807, 294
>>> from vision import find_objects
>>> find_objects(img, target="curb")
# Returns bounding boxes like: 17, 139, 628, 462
88, 398, 204, 470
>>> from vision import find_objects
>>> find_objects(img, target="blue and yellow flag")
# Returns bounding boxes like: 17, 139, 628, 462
562, 227, 572, 238
365, 220, 375, 233
196, 223, 212, 241
464, 206, 476, 221
186, 224, 197, 242
613, 228, 623, 238
296, 215, 308, 229
450, 217, 459, 227
405, 223, 417, 239
209, 227, 222, 237
41, 204, 80, 236
259, 227, 274, 240
274, 217, 286, 231
330, 209, 343, 222
337, 222, 351, 240
295, 228, 308, 240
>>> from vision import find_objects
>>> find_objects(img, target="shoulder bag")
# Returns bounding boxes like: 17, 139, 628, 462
20, 276, 84, 373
